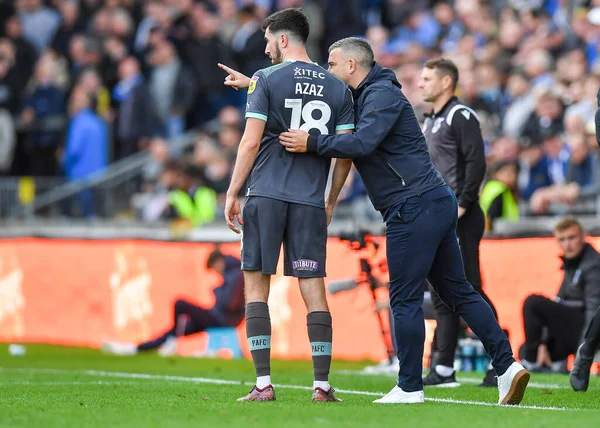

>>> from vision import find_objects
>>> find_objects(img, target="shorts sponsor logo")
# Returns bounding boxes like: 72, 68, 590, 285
292, 259, 319, 272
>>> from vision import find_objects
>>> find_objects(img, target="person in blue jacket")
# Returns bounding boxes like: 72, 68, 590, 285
61, 87, 107, 217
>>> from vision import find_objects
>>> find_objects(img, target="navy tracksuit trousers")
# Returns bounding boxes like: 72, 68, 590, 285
385, 185, 515, 392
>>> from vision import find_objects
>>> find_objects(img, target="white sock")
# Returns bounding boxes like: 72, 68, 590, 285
435, 365, 455, 377
313, 380, 330, 391
256, 375, 271, 389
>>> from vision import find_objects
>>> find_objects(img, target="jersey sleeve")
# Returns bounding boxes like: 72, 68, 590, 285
335, 88, 355, 132
245, 71, 269, 122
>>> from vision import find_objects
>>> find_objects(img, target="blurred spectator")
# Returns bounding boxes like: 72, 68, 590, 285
77, 68, 110, 119
113, 56, 158, 159
168, 162, 217, 227
16, 0, 61, 53
480, 160, 520, 231
20, 55, 67, 176
502, 69, 536, 139
529, 133, 599, 214
3, 15, 37, 90
518, 139, 553, 201
147, 39, 196, 140
60, 86, 108, 217
51, 0, 83, 58
230, 5, 270, 77
0, 108, 15, 174
520, 89, 564, 149
0, 39, 22, 115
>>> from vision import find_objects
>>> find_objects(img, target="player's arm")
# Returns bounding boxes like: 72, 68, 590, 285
452, 108, 486, 214
225, 71, 269, 233
218, 63, 251, 90
227, 119, 265, 197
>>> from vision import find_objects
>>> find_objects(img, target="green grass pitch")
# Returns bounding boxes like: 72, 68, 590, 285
0, 344, 598, 427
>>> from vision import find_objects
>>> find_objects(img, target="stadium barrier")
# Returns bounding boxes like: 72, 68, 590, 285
0, 236, 585, 364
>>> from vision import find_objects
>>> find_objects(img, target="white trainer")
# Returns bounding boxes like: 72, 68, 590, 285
157, 336, 178, 357
497, 362, 530, 405
373, 385, 425, 404
101, 341, 138, 356
362, 357, 400, 375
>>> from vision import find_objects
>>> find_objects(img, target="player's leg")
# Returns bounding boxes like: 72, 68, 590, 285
238, 196, 286, 402
426, 191, 528, 405
285, 203, 339, 402
571, 305, 600, 391
374, 187, 454, 404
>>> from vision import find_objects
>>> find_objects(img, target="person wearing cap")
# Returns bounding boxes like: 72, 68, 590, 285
480, 160, 520, 231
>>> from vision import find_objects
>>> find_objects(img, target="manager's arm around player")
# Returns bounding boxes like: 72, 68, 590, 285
279, 37, 529, 406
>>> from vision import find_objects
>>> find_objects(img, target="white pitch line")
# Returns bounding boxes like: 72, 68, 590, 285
0, 367, 584, 412
333, 370, 568, 390
0, 381, 142, 386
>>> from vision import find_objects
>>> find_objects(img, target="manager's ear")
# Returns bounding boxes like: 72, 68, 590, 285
348, 58, 357, 74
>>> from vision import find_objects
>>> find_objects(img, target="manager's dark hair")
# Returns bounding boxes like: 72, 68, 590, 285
424, 57, 460, 91
261, 8, 309, 44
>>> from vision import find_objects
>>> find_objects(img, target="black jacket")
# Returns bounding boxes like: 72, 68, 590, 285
422, 97, 486, 211
557, 243, 600, 342
210, 256, 245, 326
307, 62, 444, 216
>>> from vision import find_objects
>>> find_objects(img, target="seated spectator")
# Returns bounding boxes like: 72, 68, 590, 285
136, 159, 179, 223
520, 216, 600, 372
480, 160, 520, 231
101, 249, 245, 357
168, 163, 217, 227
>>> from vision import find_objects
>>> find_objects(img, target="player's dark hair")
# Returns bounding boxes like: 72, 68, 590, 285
261, 8, 309, 44
207, 249, 224, 269
424, 57, 459, 91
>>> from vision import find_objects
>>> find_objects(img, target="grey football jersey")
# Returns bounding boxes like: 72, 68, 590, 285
245, 60, 354, 208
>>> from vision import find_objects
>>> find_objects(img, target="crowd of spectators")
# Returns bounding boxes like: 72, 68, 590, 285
0, 0, 599, 222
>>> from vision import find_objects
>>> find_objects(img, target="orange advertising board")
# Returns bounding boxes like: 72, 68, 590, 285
0, 236, 582, 363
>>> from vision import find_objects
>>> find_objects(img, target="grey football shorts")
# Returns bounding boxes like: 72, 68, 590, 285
241, 196, 327, 278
